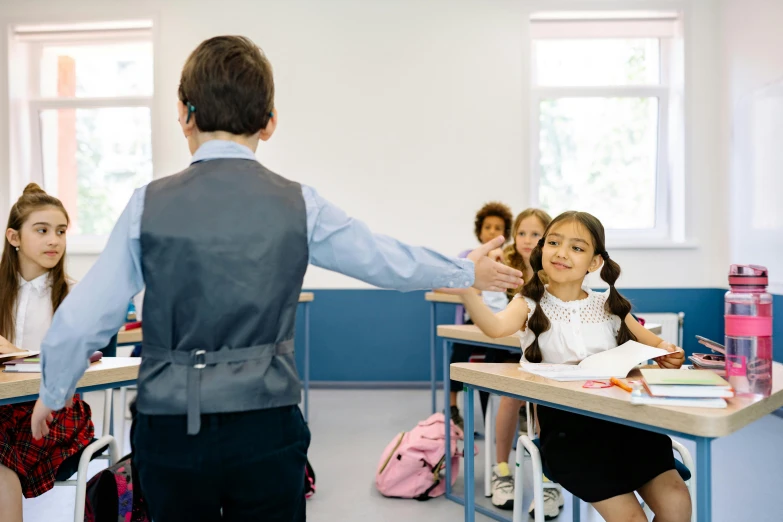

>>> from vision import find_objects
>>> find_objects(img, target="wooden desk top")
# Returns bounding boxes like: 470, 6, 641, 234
118, 292, 315, 345
438, 324, 521, 349
425, 292, 463, 304
0, 357, 140, 403
451, 362, 783, 438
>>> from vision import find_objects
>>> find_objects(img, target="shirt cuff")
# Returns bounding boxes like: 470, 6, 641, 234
432, 258, 474, 289
38, 384, 68, 411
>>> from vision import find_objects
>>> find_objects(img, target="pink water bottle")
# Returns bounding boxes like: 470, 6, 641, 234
725, 265, 773, 397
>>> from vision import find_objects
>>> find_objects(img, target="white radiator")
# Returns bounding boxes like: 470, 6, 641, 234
638, 312, 684, 346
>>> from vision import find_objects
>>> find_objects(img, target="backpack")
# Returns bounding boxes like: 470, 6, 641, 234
375, 412, 477, 500
83, 454, 150, 522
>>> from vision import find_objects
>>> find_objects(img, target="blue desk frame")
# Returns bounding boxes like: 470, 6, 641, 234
429, 299, 460, 414
442, 336, 716, 522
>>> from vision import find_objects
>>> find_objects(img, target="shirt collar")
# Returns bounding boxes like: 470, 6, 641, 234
19, 273, 51, 295
190, 140, 258, 164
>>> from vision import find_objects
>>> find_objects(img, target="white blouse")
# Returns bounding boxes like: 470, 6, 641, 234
13, 273, 56, 352
516, 288, 622, 364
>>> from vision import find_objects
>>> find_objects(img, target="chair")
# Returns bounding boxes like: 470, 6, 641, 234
52, 335, 122, 522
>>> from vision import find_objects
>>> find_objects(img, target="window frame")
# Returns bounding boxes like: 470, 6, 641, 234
10, 26, 153, 253
529, 16, 681, 245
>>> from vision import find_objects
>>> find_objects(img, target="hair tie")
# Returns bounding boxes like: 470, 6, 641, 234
600, 251, 610, 261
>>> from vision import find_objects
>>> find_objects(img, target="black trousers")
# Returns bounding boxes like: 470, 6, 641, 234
133, 405, 310, 522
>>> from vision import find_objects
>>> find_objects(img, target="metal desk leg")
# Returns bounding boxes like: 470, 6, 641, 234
430, 301, 437, 414
572, 495, 580, 522
695, 437, 712, 522
304, 302, 311, 422
444, 339, 453, 495
464, 384, 476, 522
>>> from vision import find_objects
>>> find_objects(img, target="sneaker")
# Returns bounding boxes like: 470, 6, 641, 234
450, 405, 464, 431
490, 465, 514, 510
529, 486, 565, 520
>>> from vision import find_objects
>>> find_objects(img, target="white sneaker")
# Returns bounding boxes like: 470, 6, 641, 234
528, 486, 565, 520
490, 466, 515, 510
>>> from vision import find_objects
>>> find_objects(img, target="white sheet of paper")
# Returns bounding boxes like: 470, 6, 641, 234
520, 341, 670, 381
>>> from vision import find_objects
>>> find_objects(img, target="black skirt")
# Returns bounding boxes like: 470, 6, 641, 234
537, 406, 676, 503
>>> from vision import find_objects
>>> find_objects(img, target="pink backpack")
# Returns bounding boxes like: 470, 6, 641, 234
375, 412, 476, 500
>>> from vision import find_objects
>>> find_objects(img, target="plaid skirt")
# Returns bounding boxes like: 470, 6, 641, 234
0, 397, 94, 497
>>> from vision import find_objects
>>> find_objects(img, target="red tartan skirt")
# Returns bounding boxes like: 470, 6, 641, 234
0, 396, 94, 497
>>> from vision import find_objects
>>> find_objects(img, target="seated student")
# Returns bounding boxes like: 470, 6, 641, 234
460, 211, 690, 522
485, 208, 564, 515
446, 202, 513, 430
0, 184, 95, 522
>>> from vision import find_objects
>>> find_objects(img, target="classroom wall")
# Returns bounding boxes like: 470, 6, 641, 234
0, 0, 728, 290
720, 0, 783, 294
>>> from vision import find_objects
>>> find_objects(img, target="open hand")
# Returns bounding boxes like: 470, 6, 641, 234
469, 236, 523, 292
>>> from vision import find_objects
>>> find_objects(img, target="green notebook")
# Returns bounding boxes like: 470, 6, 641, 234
640, 368, 730, 387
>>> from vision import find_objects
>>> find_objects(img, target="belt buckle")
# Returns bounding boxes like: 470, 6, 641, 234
192, 349, 207, 369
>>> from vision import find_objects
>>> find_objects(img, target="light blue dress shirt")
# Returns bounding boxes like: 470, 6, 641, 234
39, 140, 475, 409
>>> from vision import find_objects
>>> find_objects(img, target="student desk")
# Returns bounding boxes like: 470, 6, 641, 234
425, 292, 463, 413
116, 292, 316, 421
441, 327, 783, 522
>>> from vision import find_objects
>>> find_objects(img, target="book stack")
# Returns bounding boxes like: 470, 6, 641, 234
630, 369, 734, 409
3, 356, 42, 373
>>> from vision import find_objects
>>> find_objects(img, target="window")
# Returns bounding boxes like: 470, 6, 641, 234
530, 13, 684, 242
9, 21, 153, 248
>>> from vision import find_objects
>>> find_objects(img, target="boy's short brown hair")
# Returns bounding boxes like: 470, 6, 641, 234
474, 202, 513, 242
178, 35, 275, 135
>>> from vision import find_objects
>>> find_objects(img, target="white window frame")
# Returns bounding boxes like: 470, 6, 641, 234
529, 16, 685, 246
10, 24, 153, 253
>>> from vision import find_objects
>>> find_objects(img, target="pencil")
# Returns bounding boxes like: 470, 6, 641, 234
610, 377, 633, 393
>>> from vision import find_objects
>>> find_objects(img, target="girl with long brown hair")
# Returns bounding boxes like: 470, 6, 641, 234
0, 184, 94, 521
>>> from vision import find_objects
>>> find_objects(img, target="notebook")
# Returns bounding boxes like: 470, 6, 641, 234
640, 369, 731, 386
519, 341, 670, 381
640, 368, 734, 398
630, 390, 728, 409
0, 350, 39, 364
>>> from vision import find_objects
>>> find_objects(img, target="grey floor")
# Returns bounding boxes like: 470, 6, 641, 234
23, 388, 783, 522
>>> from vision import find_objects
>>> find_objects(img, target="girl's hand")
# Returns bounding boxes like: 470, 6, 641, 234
655, 341, 685, 369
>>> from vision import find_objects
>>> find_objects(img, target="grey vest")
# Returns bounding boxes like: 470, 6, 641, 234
136, 158, 309, 434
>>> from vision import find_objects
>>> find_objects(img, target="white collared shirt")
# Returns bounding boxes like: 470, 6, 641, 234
515, 288, 622, 364
14, 273, 55, 352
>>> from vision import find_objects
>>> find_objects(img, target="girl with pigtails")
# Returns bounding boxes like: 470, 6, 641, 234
459, 211, 691, 522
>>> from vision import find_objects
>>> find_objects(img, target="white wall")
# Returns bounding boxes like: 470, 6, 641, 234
721, 0, 783, 293
0, 0, 728, 289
